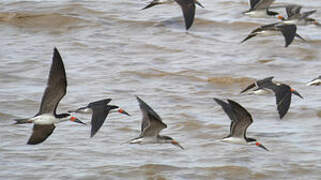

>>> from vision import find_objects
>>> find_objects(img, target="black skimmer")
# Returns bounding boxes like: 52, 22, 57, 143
128, 96, 184, 149
142, 0, 204, 30
68, 98, 130, 137
241, 22, 305, 47
306, 76, 321, 86
14, 48, 85, 145
214, 98, 269, 151
278, 5, 320, 26
243, 0, 279, 17
241, 77, 303, 119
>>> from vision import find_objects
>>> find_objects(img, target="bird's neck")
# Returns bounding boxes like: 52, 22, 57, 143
55, 113, 71, 123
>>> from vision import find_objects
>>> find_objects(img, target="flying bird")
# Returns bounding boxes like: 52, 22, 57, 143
241, 22, 304, 47
306, 76, 321, 86
69, 98, 130, 137
241, 77, 303, 119
142, 0, 204, 30
128, 96, 184, 149
214, 98, 269, 151
14, 48, 85, 145
278, 5, 319, 26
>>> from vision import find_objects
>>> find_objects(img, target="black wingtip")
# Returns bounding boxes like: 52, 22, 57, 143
90, 130, 97, 138
279, 111, 286, 119
136, 95, 142, 102
295, 33, 305, 41
213, 98, 229, 107
213, 98, 223, 104
27, 141, 37, 145
241, 34, 256, 44
53, 47, 59, 55
141, 2, 158, 10
53, 47, 63, 60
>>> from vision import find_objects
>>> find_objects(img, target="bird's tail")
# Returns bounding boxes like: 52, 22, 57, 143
14, 118, 32, 124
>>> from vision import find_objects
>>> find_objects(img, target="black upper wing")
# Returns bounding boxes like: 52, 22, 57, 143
286, 5, 302, 18
251, 0, 275, 10
228, 100, 253, 138
277, 24, 297, 47
274, 84, 292, 119
136, 96, 167, 137
38, 48, 67, 115
90, 103, 117, 137
175, 0, 196, 30
27, 124, 56, 145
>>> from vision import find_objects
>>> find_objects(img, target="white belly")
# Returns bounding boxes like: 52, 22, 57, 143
156, 0, 174, 4
32, 114, 56, 125
245, 88, 272, 95
283, 19, 299, 25
257, 30, 280, 37
221, 137, 247, 144
130, 136, 158, 144
252, 88, 273, 95
245, 10, 269, 18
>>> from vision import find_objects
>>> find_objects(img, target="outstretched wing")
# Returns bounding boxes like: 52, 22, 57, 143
286, 5, 302, 18
214, 98, 236, 133
274, 84, 292, 119
27, 124, 56, 145
175, 0, 196, 30
301, 10, 317, 19
38, 48, 67, 115
278, 24, 297, 47
228, 100, 253, 138
240, 82, 256, 94
90, 104, 117, 137
88, 98, 112, 107
253, 0, 275, 10
136, 96, 167, 137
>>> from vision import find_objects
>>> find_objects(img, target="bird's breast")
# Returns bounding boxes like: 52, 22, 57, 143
245, 10, 269, 18
221, 137, 247, 144
32, 114, 56, 125
257, 30, 280, 36
130, 136, 158, 144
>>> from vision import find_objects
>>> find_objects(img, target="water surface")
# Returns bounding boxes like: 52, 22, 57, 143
1, 0, 321, 179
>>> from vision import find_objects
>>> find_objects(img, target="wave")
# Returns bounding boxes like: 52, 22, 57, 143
208, 76, 253, 85
0, 12, 91, 30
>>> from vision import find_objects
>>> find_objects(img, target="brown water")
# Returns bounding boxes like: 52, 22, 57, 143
1, 0, 321, 179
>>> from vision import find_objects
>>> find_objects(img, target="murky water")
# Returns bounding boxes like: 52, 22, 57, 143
1, 0, 321, 179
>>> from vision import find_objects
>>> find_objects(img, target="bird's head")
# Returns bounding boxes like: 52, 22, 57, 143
162, 136, 184, 150
109, 105, 131, 116
117, 107, 131, 116
290, 88, 303, 99
247, 138, 269, 151
255, 142, 269, 151
57, 113, 86, 125
69, 116, 86, 125
277, 15, 285, 21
